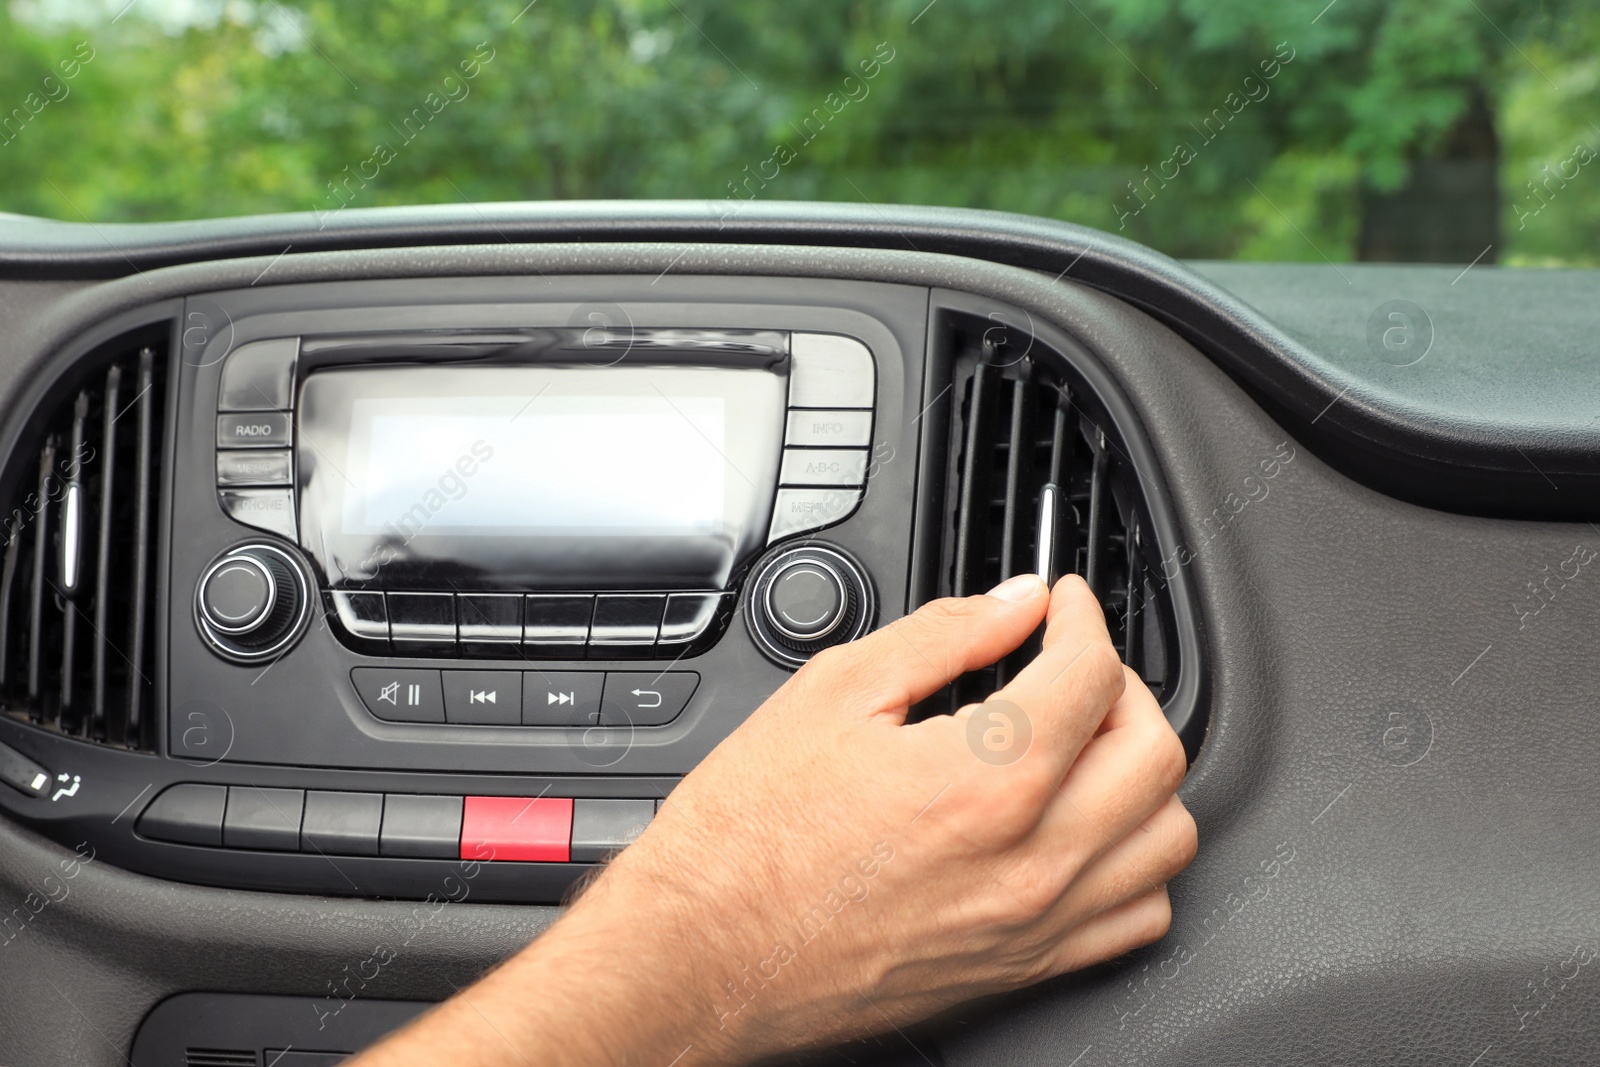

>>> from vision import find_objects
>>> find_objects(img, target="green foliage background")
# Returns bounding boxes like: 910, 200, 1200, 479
1, 0, 1597, 263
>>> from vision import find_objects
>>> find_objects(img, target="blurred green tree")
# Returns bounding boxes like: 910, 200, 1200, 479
0, 0, 1595, 264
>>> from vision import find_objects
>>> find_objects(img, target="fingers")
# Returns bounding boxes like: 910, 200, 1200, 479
986, 575, 1126, 777
1035, 667, 1187, 868
804, 573, 1050, 720
1039, 795, 1196, 924
1040, 886, 1174, 977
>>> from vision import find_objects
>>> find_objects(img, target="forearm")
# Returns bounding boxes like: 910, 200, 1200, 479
352, 872, 738, 1067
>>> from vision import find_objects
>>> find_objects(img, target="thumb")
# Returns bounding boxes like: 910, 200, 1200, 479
800, 573, 1049, 721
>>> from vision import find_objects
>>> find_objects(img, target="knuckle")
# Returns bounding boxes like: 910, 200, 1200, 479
1141, 890, 1175, 944
1171, 804, 1199, 871
999, 861, 1065, 925
1148, 726, 1188, 795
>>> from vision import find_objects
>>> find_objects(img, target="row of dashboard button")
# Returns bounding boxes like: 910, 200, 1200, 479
773, 335, 874, 542
136, 784, 659, 862
331, 590, 728, 653
215, 338, 301, 538
351, 667, 698, 726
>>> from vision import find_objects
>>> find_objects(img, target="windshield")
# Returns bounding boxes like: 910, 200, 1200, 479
2, 0, 1595, 265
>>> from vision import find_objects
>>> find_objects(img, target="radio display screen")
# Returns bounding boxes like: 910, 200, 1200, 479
352, 396, 727, 534
296, 362, 787, 591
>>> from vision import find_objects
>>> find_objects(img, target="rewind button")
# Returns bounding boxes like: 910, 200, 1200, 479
442, 670, 521, 725
522, 671, 604, 727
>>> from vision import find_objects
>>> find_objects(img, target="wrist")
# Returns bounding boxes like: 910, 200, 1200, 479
501, 854, 753, 1065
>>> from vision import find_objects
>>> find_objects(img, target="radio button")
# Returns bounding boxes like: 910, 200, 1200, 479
331, 590, 389, 643
216, 412, 292, 449
442, 670, 521, 725
658, 593, 727, 649
458, 594, 522, 647
218, 488, 297, 539
352, 667, 445, 723
589, 595, 666, 650
387, 592, 456, 648
600, 671, 698, 727
522, 671, 604, 726
218, 337, 297, 412
779, 447, 868, 487
789, 334, 875, 409
216, 448, 292, 487
767, 488, 863, 543
785, 409, 872, 448
524, 594, 593, 649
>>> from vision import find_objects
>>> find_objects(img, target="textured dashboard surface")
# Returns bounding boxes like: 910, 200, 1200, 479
0, 241, 1596, 1066
2, 201, 1599, 514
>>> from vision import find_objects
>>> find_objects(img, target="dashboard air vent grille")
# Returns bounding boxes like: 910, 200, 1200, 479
184, 1050, 259, 1067
925, 310, 1176, 713
0, 329, 169, 750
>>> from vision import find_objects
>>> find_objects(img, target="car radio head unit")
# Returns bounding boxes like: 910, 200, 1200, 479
205, 322, 883, 665
297, 361, 785, 592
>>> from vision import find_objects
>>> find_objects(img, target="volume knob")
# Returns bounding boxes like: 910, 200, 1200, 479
746, 543, 875, 668
195, 542, 313, 662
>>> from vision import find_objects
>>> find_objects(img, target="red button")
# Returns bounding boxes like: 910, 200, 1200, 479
461, 796, 573, 862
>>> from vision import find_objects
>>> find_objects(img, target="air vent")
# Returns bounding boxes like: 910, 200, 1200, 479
184, 1049, 258, 1067
0, 328, 169, 750
921, 309, 1181, 717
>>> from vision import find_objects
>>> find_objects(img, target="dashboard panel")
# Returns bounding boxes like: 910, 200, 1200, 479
0, 206, 1595, 1066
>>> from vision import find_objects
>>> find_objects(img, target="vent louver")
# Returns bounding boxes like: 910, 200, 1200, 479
924, 310, 1178, 714
184, 1049, 258, 1067
0, 329, 168, 750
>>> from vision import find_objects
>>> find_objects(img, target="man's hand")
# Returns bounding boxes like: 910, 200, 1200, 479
352, 574, 1196, 1066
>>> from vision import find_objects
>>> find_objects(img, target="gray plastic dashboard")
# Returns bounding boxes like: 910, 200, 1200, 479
0, 205, 1597, 1065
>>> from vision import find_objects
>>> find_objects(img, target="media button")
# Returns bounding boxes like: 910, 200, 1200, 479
216, 448, 291, 487
216, 411, 292, 449
522, 671, 604, 726
442, 670, 521, 725
352, 667, 444, 723
600, 671, 698, 727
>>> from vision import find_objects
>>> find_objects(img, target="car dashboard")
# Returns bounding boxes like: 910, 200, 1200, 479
1, 201, 1598, 1065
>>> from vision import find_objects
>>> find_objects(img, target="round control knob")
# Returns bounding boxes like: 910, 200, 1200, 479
745, 543, 875, 668
199, 556, 275, 634
194, 542, 313, 662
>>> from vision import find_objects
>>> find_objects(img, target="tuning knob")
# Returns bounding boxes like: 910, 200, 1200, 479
195, 542, 313, 662
745, 543, 875, 668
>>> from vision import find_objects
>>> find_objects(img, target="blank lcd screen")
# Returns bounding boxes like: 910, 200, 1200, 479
350, 395, 726, 536
296, 362, 786, 590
